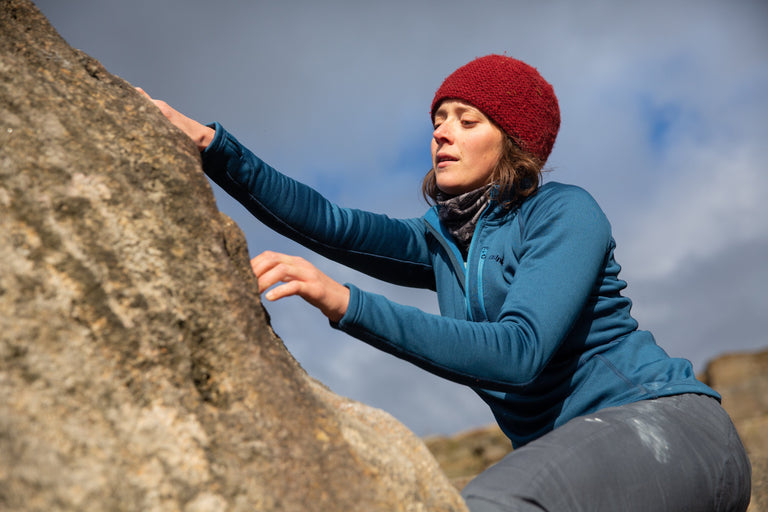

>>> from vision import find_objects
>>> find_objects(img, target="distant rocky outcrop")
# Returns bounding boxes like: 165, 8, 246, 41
426, 347, 768, 511
425, 424, 512, 491
702, 348, 768, 512
0, 1, 467, 510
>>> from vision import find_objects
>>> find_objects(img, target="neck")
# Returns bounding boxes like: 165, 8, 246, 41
436, 184, 493, 258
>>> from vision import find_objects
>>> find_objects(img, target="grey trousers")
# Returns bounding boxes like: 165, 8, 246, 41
461, 394, 751, 512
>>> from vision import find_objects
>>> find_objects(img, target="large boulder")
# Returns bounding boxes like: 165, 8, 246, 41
0, 1, 467, 510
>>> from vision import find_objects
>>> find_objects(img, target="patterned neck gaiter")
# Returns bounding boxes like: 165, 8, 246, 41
436, 184, 493, 259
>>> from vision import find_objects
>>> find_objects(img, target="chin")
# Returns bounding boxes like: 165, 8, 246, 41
435, 179, 460, 195
437, 184, 469, 196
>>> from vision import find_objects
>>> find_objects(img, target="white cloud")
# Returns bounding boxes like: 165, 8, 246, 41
619, 141, 768, 280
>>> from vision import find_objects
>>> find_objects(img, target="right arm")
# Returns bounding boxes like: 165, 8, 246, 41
201, 123, 434, 288
137, 89, 434, 289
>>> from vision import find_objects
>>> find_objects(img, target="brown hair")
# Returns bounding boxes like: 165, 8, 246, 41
421, 135, 544, 208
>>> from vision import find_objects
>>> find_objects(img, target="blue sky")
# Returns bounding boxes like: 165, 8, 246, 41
34, 0, 768, 436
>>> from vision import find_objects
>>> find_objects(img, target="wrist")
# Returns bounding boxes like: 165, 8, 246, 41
324, 285, 350, 323
193, 124, 215, 152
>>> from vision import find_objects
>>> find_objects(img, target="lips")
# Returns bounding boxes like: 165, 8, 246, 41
436, 153, 458, 166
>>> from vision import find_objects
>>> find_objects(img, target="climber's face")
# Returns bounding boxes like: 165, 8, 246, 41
431, 100, 504, 195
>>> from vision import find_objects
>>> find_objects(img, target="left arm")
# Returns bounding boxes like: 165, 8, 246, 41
334, 186, 612, 390
252, 185, 611, 387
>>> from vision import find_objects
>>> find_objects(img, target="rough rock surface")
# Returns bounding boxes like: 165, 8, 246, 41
0, 1, 467, 510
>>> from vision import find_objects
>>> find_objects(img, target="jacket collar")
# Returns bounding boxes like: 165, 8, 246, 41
423, 207, 467, 291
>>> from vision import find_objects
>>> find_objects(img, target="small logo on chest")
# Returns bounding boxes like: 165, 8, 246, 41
481, 252, 504, 265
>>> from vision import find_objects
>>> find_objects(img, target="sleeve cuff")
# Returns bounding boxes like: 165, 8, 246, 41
201, 122, 225, 154
200, 122, 237, 179
330, 283, 362, 330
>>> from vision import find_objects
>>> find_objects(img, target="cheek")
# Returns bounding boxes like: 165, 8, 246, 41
480, 135, 504, 168
468, 138, 501, 169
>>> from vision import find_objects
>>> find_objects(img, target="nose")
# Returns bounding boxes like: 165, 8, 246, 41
433, 120, 453, 144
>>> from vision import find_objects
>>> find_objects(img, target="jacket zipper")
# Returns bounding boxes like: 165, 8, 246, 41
424, 204, 492, 320
465, 206, 491, 322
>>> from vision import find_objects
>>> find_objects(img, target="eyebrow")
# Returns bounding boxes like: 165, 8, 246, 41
434, 103, 483, 119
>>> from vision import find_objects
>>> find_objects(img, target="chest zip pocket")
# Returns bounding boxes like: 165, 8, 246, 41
474, 247, 488, 321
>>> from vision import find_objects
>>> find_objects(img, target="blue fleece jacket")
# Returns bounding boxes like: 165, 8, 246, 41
201, 123, 718, 447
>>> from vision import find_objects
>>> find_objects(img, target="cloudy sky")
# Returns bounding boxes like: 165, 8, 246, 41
34, 0, 768, 437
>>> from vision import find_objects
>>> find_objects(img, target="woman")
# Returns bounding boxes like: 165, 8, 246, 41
141, 54, 751, 511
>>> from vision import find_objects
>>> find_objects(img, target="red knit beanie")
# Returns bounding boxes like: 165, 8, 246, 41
431, 54, 560, 164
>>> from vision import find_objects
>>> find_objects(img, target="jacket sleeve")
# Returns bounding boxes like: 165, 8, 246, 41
200, 123, 435, 289
334, 186, 613, 390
